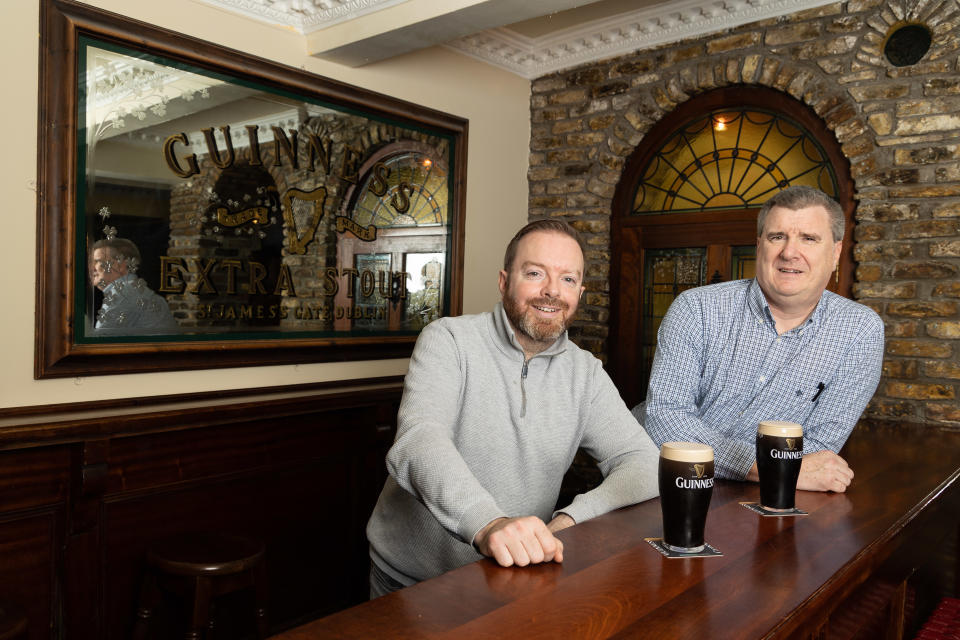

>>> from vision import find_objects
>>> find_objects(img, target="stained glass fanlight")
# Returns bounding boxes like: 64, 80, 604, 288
632, 109, 837, 215
351, 151, 448, 228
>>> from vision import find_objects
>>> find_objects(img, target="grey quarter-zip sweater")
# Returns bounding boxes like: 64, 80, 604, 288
366, 302, 659, 586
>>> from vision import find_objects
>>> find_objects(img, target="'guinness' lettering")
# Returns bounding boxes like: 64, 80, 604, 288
770, 449, 804, 460
675, 477, 715, 489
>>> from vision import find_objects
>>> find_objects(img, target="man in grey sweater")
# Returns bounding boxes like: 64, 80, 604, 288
366, 219, 660, 597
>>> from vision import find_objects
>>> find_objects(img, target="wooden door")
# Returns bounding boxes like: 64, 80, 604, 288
608, 86, 855, 407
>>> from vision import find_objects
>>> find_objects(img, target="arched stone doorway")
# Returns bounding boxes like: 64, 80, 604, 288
608, 86, 856, 407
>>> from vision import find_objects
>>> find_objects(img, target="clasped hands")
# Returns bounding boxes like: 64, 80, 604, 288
473, 513, 574, 568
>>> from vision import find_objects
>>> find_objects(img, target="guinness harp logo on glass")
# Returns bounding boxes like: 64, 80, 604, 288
786, 438, 797, 451
282, 187, 328, 255
694, 464, 706, 478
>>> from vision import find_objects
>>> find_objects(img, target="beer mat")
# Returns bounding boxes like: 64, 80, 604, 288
644, 538, 723, 558
740, 502, 808, 517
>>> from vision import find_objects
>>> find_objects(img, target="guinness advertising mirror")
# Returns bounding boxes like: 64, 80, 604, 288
36, 0, 466, 377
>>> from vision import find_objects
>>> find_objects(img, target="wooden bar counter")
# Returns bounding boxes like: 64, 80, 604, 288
276, 424, 960, 639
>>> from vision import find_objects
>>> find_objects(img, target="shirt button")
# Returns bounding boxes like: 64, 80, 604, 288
739, 411, 745, 417
759, 376, 766, 383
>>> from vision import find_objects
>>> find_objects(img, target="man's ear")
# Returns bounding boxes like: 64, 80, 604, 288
498, 270, 508, 296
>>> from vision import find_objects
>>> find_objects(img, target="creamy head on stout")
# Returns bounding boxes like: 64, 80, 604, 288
660, 442, 714, 463
758, 420, 803, 438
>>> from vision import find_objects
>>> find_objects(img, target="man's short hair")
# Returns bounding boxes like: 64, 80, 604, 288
757, 185, 845, 242
503, 219, 585, 271
90, 237, 142, 272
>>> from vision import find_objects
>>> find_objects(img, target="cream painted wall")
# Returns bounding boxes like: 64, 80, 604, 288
0, 0, 530, 408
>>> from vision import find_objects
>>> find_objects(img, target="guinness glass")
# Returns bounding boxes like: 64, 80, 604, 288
756, 420, 804, 511
659, 442, 714, 553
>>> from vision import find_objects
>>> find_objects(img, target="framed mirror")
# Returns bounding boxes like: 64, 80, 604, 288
36, 0, 467, 378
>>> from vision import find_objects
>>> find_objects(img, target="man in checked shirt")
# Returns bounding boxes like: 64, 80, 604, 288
639, 185, 884, 493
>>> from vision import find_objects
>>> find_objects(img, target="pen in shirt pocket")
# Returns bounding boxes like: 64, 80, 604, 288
811, 382, 825, 402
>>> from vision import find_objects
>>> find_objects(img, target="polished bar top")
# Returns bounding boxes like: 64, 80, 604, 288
277, 424, 960, 639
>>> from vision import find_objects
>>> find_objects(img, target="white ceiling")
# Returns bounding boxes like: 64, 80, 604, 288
196, 0, 841, 79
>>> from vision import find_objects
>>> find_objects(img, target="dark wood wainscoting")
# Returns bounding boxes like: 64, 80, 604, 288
0, 380, 402, 639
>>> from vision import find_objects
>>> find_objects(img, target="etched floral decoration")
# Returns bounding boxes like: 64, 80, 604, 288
98, 205, 118, 239
85, 49, 217, 143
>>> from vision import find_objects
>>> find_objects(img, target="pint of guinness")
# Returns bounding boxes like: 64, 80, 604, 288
756, 420, 804, 511
659, 442, 714, 553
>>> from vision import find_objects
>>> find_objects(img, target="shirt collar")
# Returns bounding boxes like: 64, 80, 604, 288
101, 272, 137, 296
747, 278, 829, 334
492, 301, 568, 360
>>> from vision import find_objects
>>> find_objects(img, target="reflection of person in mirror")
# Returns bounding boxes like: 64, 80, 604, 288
407, 259, 441, 325
88, 238, 178, 334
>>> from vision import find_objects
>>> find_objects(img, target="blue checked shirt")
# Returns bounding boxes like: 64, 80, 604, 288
643, 279, 884, 480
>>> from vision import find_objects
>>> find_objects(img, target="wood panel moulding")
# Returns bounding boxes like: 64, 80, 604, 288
0, 380, 402, 639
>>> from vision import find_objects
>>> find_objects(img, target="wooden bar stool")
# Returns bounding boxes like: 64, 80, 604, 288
133, 532, 268, 640
0, 600, 27, 640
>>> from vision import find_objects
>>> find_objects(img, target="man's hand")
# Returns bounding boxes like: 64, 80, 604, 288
473, 516, 564, 568
796, 450, 853, 493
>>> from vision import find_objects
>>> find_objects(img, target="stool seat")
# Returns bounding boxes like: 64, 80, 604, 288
148, 532, 265, 576
134, 532, 268, 640
0, 600, 28, 640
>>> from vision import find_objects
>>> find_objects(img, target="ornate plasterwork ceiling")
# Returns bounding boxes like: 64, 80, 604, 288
199, 0, 411, 31
197, 0, 841, 78
446, 0, 841, 78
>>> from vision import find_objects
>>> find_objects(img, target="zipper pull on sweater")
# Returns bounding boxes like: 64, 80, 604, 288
520, 360, 529, 417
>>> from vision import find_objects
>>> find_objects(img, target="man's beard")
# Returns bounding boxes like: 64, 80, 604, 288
503, 292, 573, 345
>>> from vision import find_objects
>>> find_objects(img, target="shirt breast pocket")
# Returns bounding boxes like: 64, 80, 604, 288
769, 376, 828, 424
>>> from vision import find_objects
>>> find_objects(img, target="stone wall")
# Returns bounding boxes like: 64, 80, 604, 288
528, 0, 960, 425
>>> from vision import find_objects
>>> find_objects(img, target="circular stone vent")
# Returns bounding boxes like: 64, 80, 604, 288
884, 23, 932, 67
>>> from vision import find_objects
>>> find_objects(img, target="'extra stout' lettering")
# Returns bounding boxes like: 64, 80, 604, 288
158, 257, 409, 299
674, 477, 715, 489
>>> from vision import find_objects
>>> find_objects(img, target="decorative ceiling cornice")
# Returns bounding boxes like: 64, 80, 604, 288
196, 0, 841, 77
444, 0, 841, 79
197, 0, 408, 32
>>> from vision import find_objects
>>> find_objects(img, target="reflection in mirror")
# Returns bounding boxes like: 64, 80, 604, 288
78, 39, 453, 341
405, 253, 444, 328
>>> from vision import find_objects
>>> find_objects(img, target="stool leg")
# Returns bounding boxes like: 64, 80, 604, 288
207, 600, 216, 639
253, 556, 269, 639
186, 576, 212, 640
133, 570, 160, 640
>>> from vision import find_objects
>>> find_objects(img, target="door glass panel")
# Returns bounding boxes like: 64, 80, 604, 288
640, 248, 706, 401
732, 245, 756, 280
352, 253, 391, 330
